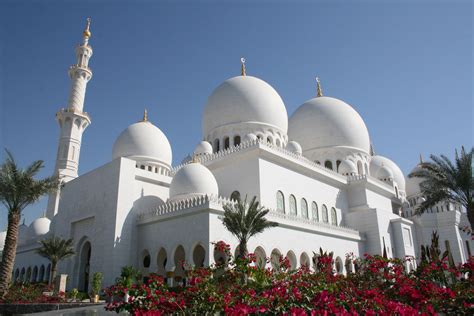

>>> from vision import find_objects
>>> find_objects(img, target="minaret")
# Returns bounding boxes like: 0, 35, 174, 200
46, 18, 93, 219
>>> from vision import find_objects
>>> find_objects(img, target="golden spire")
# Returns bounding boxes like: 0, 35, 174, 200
240, 57, 246, 76
142, 109, 148, 122
419, 154, 423, 164
83, 17, 92, 39
316, 77, 323, 97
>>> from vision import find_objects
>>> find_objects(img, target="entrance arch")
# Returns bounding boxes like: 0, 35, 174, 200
78, 241, 92, 292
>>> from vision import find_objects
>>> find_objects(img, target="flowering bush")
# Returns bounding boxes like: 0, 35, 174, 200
105, 242, 474, 315
0, 283, 66, 304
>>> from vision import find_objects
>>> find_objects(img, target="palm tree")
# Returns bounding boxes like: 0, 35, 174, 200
222, 196, 278, 260
408, 146, 473, 229
0, 150, 59, 297
36, 236, 75, 285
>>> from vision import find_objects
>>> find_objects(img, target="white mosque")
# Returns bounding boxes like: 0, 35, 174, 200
4, 19, 472, 292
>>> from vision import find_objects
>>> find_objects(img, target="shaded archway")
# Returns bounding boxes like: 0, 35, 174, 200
20, 268, 25, 282
173, 245, 186, 285
32, 266, 38, 282
78, 241, 92, 292
335, 257, 343, 274
254, 247, 266, 269
157, 248, 167, 277
39, 265, 45, 282
270, 249, 282, 270
26, 267, 31, 283
14, 268, 19, 283
193, 244, 206, 267
286, 251, 297, 270
46, 264, 51, 284
300, 252, 310, 268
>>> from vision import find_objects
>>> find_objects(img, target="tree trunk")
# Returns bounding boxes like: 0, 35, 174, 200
238, 240, 248, 285
50, 260, 58, 287
0, 211, 21, 298
238, 240, 248, 260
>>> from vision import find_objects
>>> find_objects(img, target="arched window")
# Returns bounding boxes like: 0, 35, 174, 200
230, 191, 241, 201
224, 137, 230, 150
315, 161, 321, 165
276, 191, 285, 213
301, 198, 308, 219
331, 207, 337, 226
324, 160, 333, 170
322, 205, 328, 223
312, 202, 319, 221
214, 139, 220, 152
267, 136, 273, 144
336, 160, 341, 171
143, 252, 151, 268
289, 195, 297, 216
234, 135, 241, 146
357, 161, 363, 175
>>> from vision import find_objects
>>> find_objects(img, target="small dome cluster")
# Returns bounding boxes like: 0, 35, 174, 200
169, 163, 218, 201
370, 155, 406, 196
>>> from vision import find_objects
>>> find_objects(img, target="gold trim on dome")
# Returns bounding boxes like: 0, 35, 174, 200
83, 17, 91, 38
240, 57, 246, 76
316, 77, 323, 97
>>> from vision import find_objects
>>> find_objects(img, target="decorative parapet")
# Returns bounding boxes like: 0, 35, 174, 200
267, 210, 362, 236
171, 139, 345, 180
137, 194, 234, 223
347, 174, 394, 191
137, 194, 362, 239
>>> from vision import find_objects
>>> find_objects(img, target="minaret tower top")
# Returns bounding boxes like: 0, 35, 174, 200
46, 18, 94, 218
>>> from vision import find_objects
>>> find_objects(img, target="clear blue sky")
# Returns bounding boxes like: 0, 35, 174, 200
0, 0, 472, 228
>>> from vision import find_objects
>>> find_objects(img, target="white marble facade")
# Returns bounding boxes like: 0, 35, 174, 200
4, 21, 472, 292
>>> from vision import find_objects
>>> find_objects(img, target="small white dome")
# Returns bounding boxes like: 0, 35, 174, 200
28, 217, 51, 238
202, 75, 288, 139
376, 165, 394, 181
18, 223, 29, 245
169, 163, 218, 200
0, 231, 6, 250
406, 165, 424, 197
112, 121, 172, 167
243, 133, 257, 142
288, 96, 370, 154
338, 160, 357, 175
286, 141, 302, 156
194, 141, 213, 156
370, 155, 406, 192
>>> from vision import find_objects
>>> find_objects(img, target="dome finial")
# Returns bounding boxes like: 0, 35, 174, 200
83, 17, 92, 45
240, 57, 246, 76
419, 154, 423, 164
142, 109, 148, 122
316, 77, 323, 97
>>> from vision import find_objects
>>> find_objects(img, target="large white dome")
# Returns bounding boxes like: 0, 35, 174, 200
288, 96, 371, 154
28, 217, 51, 238
169, 163, 218, 200
370, 155, 406, 192
112, 120, 172, 167
202, 75, 288, 141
